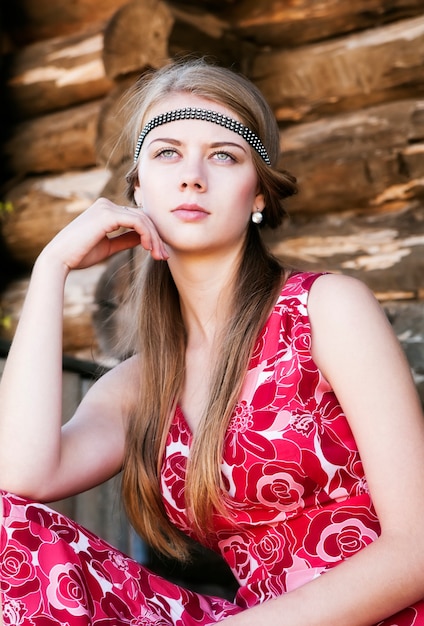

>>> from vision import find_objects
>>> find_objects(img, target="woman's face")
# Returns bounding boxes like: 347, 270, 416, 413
134, 93, 264, 258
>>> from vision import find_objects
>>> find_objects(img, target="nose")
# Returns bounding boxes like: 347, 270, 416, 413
179, 158, 207, 192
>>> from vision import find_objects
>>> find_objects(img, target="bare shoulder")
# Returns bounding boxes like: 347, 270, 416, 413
307, 273, 387, 332
306, 273, 400, 377
308, 272, 379, 312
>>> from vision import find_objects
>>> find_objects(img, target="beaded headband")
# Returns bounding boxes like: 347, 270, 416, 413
133, 107, 271, 165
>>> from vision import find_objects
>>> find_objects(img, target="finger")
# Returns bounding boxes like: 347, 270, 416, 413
120, 208, 169, 260
110, 216, 169, 261
139, 229, 169, 260
107, 230, 142, 255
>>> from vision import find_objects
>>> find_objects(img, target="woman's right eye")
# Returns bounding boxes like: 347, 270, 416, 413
155, 148, 178, 159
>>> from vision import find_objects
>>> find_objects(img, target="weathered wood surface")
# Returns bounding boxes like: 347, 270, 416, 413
92, 248, 147, 360
252, 15, 424, 122
2, 168, 111, 266
4, 100, 101, 175
5, 24, 113, 120
267, 201, 424, 296
219, 0, 424, 47
279, 99, 424, 214
102, 0, 248, 81
103, 0, 173, 79
4, 0, 129, 44
0, 265, 106, 357
3, 0, 234, 45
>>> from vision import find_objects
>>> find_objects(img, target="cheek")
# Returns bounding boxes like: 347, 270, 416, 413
235, 183, 258, 216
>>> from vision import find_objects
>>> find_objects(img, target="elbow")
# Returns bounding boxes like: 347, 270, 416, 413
0, 466, 57, 503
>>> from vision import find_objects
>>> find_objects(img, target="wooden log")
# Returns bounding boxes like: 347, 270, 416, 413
4, 0, 129, 44
96, 80, 135, 170
4, 100, 102, 175
92, 248, 147, 360
5, 24, 113, 120
0, 265, 107, 359
2, 168, 111, 266
278, 99, 424, 214
221, 0, 424, 47
167, 4, 250, 69
63, 266, 108, 359
251, 15, 424, 122
103, 0, 173, 79
266, 201, 424, 295
3, 0, 237, 51
102, 0, 249, 81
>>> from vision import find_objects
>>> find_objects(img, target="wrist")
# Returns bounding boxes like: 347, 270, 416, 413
33, 247, 71, 282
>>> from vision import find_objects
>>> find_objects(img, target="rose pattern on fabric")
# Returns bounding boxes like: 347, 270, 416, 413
1, 542, 38, 592
46, 563, 91, 615
304, 506, 379, 563
2, 272, 423, 624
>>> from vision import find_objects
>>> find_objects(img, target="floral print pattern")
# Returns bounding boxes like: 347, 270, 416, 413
1, 272, 423, 624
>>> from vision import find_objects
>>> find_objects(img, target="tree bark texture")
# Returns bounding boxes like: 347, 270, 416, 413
218, 0, 424, 47
279, 99, 424, 214
4, 24, 113, 120
4, 100, 102, 175
0, 265, 107, 357
1, 168, 111, 266
266, 202, 424, 296
251, 15, 424, 123
102, 0, 250, 81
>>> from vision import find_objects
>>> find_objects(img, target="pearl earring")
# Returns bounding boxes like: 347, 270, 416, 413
252, 210, 263, 224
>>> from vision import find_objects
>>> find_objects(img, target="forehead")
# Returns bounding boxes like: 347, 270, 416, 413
144, 93, 241, 126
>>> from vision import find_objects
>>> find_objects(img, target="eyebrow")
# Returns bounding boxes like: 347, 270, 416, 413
148, 137, 247, 153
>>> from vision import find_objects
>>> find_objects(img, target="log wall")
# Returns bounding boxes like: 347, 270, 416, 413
1, 0, 423, 379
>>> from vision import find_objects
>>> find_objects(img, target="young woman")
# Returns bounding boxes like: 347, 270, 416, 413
1, 58, 424, 626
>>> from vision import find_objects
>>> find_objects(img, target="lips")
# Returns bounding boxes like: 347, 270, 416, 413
172, 203, 209, 221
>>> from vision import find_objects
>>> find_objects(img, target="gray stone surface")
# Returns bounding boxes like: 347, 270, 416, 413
384, 300, 424, 406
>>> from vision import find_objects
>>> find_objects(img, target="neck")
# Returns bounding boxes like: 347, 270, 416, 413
168, 249, 241, 346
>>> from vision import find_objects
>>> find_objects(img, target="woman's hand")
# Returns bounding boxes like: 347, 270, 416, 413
42, 197, 169, 271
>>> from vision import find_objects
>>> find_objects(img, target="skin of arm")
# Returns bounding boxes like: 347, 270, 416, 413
0, 198, 167, 500
221, 273, 424, 626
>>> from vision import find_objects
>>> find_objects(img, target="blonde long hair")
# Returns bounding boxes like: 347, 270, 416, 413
120, 58, 297, 560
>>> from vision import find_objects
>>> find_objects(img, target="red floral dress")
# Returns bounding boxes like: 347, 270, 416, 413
1, 272, 423, 625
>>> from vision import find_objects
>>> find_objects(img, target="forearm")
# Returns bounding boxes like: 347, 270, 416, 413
223, 533, 424, 626
0, 251, 69, 492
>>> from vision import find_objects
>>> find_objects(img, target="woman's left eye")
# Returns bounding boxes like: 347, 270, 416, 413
211, 151, 236, 162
